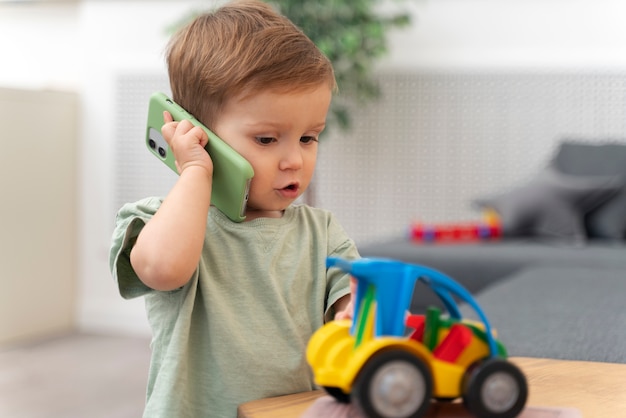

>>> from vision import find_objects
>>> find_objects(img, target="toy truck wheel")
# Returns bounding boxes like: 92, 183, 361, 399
352, 349, 432, 418
462, 358, 528, 418
323, 386, 350, 403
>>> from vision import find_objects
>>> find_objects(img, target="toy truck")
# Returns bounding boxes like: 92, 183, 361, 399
307, 257, 528, 418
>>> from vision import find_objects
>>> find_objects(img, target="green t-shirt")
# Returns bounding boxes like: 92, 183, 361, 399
109, 198, 358, 418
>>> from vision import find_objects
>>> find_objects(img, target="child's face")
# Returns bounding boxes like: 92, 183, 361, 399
212, 84, 332, 220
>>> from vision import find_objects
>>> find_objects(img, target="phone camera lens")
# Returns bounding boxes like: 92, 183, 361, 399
158, 147, 167, 158
148, 139, 156, 149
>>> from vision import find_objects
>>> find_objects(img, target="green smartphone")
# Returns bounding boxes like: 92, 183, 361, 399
145, 92, 254, 222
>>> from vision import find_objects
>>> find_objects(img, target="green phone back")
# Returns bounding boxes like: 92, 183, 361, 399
145, 92, 254, 222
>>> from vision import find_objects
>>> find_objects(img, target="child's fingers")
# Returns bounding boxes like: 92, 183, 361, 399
334, 301, 354, 321
162, 110, 209, 147
161, 118, 209, 156
161, 121, 179, 145
162, 119, 193, 146
175, 121, 209, 146
175, 119, 195, 133
190, 126, 210, 148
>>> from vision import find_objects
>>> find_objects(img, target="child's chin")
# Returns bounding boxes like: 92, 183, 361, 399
244, 203, 290, 218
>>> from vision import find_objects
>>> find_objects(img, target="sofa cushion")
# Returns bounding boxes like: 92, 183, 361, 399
459, 266, 626, 363
551, 141, 626, 240
473, 166, 621, 241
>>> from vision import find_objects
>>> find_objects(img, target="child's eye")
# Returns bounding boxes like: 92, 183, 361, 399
300, 136, 318, 144
255, 137, 276, 145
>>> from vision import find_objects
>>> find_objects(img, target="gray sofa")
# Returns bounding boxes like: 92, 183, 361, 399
358, 141, 626, 363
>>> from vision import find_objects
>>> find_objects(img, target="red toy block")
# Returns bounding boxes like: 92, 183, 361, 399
409, 220, 502, 243
433, 323, 473, 363
406, 314, 425, 342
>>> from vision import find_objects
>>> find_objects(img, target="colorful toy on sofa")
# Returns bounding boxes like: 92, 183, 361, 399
307, 257, 527, 418
409, 210, 502, 243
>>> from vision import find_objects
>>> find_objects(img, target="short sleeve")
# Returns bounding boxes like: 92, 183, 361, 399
109, 197, 163, 299
324, 214, 360, 321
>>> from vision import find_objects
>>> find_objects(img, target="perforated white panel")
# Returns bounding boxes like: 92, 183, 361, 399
316, 72, 626, 243
114, 71, 626, 245
114, 73, 174, 212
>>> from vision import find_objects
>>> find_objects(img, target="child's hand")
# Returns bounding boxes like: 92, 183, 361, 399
334, 277, 356, 321
334, 299, 353, 321
161, 111, 213, 177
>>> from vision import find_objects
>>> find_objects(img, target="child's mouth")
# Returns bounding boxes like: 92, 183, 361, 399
278, 183, 300, 197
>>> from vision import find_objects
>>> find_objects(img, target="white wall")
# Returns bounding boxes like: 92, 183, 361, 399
0, 3, 80, 90
383, 0, 626, 71
3, 0, 626, 336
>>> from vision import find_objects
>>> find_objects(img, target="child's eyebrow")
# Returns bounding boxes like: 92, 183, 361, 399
311, 123, 327, 133
241, 120, 281, 129
244, 120, 327, 132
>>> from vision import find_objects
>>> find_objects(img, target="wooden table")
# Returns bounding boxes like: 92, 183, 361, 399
238, 357, 626, 418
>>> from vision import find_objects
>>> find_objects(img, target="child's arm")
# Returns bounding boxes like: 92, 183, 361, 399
130, 113, 213, 291
333, 277, 356, 320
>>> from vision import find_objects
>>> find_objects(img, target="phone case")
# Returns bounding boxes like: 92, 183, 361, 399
145, 92, 254, 222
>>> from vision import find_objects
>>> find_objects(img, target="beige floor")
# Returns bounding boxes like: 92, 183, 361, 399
0, 333, 151, 418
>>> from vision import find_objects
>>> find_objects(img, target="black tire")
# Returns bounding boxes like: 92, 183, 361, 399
352, 349, 432, 418
462, 358, 528, 418
323, 386, 351, 404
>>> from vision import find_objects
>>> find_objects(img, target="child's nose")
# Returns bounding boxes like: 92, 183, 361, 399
279, 143, 303, 170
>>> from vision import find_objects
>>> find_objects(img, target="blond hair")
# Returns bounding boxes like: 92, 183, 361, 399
166, 0, 336, 128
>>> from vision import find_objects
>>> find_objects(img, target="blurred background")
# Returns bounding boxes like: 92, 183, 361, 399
2, 0, 626, 416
